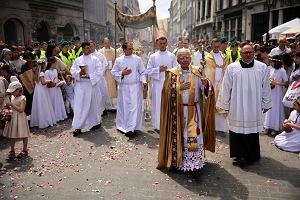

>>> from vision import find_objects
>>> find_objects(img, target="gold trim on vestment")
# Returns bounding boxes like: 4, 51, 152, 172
157, 65, 216, 170
204, 51, 229, 112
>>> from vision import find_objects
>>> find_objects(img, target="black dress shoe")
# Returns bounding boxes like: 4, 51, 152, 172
73, 129, 82, 136
90, 124, 101, 131
107, 108, 117, 113
102, 109, 108, 116
233, 157, 242, 162
125, 131, 134, 136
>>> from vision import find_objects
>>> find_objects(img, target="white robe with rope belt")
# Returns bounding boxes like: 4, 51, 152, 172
144, 50, 177, 129
71, 54, 103, 129
111, 54, 146, 133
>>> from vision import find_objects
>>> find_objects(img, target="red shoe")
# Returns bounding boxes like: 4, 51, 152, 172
17, 150, 28, 158
8, 151, 15, 159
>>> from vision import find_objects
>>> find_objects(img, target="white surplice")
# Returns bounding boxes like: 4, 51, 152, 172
71, 54, 103, 129
217, 60, 272, 134
111, 54, 146, 133
144, 50, 177, 129
92, 50, 108, 115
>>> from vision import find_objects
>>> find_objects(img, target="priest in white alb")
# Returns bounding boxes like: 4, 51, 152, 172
90, 40, 108, 116
71, 42, 103, 136
111, 42, 146, 136
216, 45, 272, 164
144, 36, 177, 132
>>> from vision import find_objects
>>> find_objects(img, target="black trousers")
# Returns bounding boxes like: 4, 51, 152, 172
229, 131, 260, 162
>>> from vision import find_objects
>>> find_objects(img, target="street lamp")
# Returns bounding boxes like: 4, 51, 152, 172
265, 0, 275, 47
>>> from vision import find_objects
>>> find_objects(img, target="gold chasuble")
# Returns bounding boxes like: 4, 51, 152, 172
157, 66, 215, 170
99, 47, 118, 98
204, 51, 229, 102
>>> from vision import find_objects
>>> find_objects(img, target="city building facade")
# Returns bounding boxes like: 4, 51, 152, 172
0, 0, 149, 46
0, 0, 84, 45
169, 0, 300, 43
83, 0, 107, 43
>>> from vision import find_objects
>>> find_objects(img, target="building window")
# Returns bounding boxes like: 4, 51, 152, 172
237, 17, 242, 41
224, 20, 229, 37
228, 0, 232, 7
272, 10, 279, 28
231, 18, 236, 38
207, 0, 211, 18
218, 21, 222, 32
197, 0, 201, 21
4, 18, 25, 45
219, 0, 223, 11
201, 0, 206, 19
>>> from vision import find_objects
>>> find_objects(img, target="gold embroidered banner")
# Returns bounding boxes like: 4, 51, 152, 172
116, 6, 158, 29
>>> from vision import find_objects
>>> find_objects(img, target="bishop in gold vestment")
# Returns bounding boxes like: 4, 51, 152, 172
157, 49, 215, 171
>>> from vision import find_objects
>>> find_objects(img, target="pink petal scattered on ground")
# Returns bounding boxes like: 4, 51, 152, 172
105, 180, 111, 185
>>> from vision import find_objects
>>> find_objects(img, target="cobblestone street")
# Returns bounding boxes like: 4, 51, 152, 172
1, 113, 300, 200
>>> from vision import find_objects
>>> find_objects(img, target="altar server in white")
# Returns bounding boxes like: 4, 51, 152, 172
90, 40, 108, 116
71, 42, 103, 136
217, 45, 272, 164
145, 36, 177, 131
111, 42, 147, 136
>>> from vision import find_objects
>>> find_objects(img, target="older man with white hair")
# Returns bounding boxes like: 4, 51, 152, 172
157, 48, 215, 172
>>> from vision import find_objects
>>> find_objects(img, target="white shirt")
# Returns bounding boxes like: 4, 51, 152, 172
269, 46, 291, 57
194, 50, 208, 68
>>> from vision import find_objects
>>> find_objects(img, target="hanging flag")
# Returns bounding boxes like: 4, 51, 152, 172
116, 6, 158, 29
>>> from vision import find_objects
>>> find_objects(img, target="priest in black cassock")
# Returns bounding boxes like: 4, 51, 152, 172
217, 45, 272, 164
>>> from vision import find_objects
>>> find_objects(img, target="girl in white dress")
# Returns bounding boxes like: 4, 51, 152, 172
44, 57, 67, 122
274, 97, 300, 152
30, 61, 57, 128
264, 56, 289, 135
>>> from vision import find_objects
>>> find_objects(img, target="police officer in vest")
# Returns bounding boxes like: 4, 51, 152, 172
59, 40, 74, 70
226, 42, 241, 64
71, 36, 82, 59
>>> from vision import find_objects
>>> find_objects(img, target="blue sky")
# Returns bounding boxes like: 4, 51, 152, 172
138, 0, 172, 19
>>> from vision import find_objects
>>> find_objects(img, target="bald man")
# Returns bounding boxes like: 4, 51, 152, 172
217, 45, 272, 165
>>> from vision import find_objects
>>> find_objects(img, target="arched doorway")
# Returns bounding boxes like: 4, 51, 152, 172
63, 23, 74, 41
4, 18, 24, 45
36, 21, 49, 42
